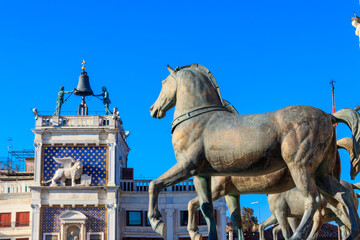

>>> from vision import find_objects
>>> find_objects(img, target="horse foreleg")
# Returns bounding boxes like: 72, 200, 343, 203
306, 210, 321, 240
193, 176, 218, 240
259, 215, 277, 240
273, 225, 281, 240
275, 209, 290, 239
187, 196, 202, 240
225, 195, 244, 240
148, 162, 193, 237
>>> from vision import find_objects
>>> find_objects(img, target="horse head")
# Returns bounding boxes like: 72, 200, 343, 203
150, 64, 223, 120
150, 65, 177, 119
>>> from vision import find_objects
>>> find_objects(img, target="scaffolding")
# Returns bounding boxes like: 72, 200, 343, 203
0, 150, 34, 173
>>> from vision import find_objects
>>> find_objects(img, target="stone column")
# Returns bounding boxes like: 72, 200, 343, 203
80, 223, 85, 240
33, 143, 42, 186
31, 204, 41, 240
219, 206, 227, 240
106, 203, 117, 240
60, 223, 65, 240
107, 143, 116, 186
165, 209, 174, 240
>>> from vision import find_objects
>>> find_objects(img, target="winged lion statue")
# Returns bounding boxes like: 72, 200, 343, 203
43, 156, 83, 187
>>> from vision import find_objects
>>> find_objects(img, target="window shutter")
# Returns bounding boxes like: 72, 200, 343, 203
16, 212, 30, 226
0, 213, 11, 227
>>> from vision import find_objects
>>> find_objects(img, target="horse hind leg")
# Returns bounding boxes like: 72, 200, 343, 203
286, 165, 319, 240
193, 176, 218, 240
281, 129, 321, 240
316, 175, 360, 240
225, 194, 244, 240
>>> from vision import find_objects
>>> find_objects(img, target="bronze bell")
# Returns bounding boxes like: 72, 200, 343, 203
74, 71, 93, 96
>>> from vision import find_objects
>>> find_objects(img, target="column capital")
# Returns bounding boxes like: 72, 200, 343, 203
107, 142, 116, 148
34, 142, 42, 149
31, 204, 41, 213
106, 203, 117, 212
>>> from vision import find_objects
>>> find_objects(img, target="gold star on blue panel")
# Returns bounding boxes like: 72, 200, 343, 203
43, 146, 107, 186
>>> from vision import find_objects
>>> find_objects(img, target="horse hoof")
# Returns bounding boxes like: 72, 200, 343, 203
154, 220, 166, 237
195, 233, 203, 240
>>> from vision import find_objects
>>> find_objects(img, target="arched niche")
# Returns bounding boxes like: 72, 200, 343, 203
59, 210, 87, 240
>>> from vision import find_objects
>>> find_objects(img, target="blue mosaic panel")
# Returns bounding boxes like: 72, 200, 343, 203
43, 146, 107, 186
42, 207, 106, 233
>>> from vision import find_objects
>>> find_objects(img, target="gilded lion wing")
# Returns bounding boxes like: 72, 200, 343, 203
53, 156, 74, 168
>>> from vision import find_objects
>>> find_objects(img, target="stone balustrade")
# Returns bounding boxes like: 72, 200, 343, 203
119, 179, 195, 192
0, 181, 32, 194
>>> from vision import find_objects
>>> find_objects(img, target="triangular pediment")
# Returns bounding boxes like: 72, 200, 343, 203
59, 210, 87, 221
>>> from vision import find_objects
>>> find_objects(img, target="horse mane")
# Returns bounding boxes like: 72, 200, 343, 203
175, 64, 216, 85
175, 63, 222, 99
174, 64, 239, 114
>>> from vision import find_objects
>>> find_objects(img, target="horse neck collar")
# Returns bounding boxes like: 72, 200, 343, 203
171, 105, 231, 134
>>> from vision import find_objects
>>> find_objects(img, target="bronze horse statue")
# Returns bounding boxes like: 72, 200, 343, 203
148, 64, 360, 240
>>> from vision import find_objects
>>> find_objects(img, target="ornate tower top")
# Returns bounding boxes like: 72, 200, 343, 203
81, 59, 86, 72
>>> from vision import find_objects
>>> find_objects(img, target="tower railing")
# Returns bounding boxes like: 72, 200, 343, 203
36, 115, 121, 128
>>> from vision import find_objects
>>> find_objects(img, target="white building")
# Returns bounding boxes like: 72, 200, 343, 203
0, 173, 33, 240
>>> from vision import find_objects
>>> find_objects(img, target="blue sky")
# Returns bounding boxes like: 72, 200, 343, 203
1, 0, 360, 222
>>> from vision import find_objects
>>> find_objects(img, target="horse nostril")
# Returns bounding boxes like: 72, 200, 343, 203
150, 105, 154, 111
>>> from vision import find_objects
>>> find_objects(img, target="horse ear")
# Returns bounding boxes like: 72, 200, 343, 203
167, 65, 174, 74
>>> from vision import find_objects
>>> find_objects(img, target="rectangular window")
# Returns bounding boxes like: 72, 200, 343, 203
45, 236, 58, 240
198, 210, 207, 226
126, 211, 142, 226
0, 212, 11, 227
89, 234, 102, 240
180, 210, 188, 226
16, 212, 30, 227
43, 233, 59, 240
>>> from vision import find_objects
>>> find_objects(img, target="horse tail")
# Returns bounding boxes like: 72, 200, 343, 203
337, 137, 360, 180
352, 182, 360, 190
333, 108, 360, 158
